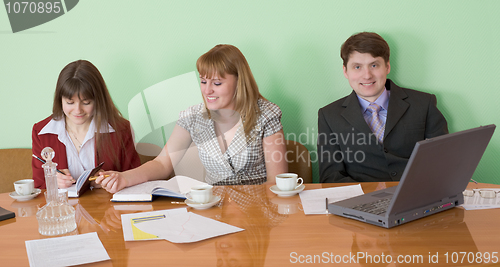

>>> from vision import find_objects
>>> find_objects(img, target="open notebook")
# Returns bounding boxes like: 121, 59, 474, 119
68, 162, 104, 198
111, 176, 207, 202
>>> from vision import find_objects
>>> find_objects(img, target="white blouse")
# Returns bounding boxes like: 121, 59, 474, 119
38, 118, 114, 179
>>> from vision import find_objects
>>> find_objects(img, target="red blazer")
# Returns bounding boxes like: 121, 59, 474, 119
32, 116, 141, 188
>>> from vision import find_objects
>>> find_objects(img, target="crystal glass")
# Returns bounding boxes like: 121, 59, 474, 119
36, 147, 77, 236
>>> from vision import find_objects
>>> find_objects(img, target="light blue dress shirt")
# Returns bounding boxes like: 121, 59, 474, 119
357, 88, 390, 126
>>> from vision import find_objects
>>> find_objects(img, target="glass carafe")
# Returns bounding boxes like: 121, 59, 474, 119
36, 147, 77, 236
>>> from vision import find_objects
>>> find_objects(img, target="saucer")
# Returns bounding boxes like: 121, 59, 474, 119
9, 188, 42, 201
185, 195, 221, 210
270, 184, 305, 197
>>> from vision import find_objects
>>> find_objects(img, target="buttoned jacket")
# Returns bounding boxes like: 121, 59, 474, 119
318, 79, 449, 183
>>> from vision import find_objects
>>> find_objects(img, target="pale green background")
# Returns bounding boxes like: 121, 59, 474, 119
1, 0, 499, 184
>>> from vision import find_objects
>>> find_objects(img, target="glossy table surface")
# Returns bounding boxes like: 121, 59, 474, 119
1, 182, 499, 266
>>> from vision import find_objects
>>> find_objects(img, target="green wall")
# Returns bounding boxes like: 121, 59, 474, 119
1, 0, 499, 184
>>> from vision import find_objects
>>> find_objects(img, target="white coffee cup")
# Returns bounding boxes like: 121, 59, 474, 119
275, 173, 303, 191
186, 185, 213, 204
14, 179, 35, 196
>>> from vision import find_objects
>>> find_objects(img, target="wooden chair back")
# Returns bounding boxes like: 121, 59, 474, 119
0, 148, 33, 193
285, 140, 312, 183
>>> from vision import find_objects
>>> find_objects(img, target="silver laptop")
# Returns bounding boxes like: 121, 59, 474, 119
328, 124, 496, 228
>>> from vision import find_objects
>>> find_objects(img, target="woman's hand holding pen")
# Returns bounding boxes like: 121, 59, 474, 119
94, 171, 128, 194
88, 170, 108, 188
56, 169, 76, 189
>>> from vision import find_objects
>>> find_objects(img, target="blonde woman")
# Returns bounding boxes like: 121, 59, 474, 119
97, 45, 287, 193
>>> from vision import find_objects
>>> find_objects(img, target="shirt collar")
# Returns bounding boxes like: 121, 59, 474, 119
357, 88, 390, 113
39, 118, 115, 136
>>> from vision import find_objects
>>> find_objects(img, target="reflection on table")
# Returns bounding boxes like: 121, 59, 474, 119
1, 182, 499, 266
332, 208, 478, 266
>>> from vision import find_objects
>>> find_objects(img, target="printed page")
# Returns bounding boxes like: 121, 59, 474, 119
25, 232, 110, 267
299, 184, 364, 214
121, 208, 188, 241
122, 208, 244, 243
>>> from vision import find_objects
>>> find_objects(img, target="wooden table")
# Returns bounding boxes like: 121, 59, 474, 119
1, 182, 499, 266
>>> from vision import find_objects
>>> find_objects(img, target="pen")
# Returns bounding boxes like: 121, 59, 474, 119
132, 214, 166, 223
32, 154, 65, 175
89, 175, 110, 181
326, 198, 329, 214
470, 179, 478, 184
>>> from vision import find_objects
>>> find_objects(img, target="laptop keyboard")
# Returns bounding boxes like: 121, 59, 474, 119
351, 198, 391, 215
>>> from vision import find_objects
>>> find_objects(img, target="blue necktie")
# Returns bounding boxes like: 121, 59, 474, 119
366, 103, 385, 143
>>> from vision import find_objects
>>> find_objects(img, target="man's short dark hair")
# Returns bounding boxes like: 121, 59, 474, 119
341, 32, 390, 67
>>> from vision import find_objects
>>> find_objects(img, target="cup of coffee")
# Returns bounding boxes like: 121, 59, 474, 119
275, 173, 303, 191
14, 179, 35, 196
186, 185, 213, 204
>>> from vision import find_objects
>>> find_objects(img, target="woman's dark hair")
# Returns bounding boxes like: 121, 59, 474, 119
52, 60, 129, 169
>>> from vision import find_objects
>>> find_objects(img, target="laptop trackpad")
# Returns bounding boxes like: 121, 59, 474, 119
372, 192, 393, 198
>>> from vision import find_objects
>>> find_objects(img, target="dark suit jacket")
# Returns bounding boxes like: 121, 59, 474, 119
317, 79, 448, 183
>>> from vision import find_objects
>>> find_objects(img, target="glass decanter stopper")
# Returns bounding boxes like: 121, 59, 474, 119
36, 147, 77, 236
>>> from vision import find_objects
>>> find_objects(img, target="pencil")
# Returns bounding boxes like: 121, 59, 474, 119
89, 175, 110, 181
32, 154, 65, 175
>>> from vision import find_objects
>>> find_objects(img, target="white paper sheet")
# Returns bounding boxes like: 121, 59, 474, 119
25, 232, 110, 267
121, 208, 244, 243
299, 184, 364, 214
461, 188, 500, 210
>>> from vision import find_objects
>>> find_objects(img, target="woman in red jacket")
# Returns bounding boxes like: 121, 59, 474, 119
32, 60, 140, 189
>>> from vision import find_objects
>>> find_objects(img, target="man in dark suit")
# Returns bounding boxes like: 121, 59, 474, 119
318, 32, 448, 183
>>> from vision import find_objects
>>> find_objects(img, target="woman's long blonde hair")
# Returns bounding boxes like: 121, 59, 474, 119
197, 44, 264, 137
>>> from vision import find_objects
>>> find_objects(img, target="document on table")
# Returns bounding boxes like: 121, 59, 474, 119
121, 208, 244, 243
461, 188, 500, 210
299, 184, 364, 214
25, 232, 110, 267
